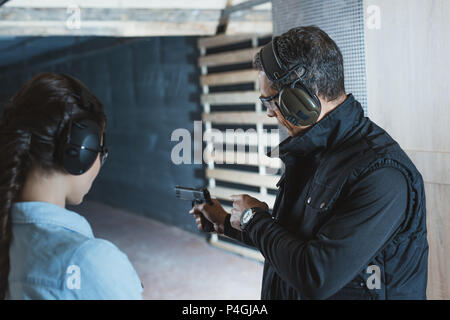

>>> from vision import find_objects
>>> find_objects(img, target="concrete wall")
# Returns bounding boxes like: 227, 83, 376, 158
0, 36, 204, 232
363, 0, 450, 300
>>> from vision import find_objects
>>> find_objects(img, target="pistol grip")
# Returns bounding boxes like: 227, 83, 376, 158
192, 200, 215, 233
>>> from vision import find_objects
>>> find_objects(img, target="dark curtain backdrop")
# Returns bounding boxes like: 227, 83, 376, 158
0, 36, 204, 232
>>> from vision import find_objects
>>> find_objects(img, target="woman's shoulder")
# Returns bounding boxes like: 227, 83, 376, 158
9, 202, 143, 299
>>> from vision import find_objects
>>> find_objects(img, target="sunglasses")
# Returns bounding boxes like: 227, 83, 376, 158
99, 145, 109, 166
99, 132, 109, 166
259, 92, 280, 112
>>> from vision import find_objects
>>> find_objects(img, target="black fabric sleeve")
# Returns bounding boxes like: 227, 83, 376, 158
223, 214, 257, 247
244, 167, 408, 299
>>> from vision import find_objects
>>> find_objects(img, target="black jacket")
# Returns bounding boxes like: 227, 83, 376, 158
224, 94, 428, 299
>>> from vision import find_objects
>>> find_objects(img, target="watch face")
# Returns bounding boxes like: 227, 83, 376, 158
242, 209, 253, 224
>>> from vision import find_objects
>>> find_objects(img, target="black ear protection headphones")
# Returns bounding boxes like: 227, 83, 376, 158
58, 74, 108, 176
259, 38, 321, 126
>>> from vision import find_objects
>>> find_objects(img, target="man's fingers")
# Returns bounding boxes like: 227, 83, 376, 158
230, 207, 240, 215
231, 194, 244, 209
194, 214, 202, 230
190, 203, 206, 215
190, 211, 202, 225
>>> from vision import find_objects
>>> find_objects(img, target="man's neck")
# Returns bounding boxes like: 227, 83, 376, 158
317, 93, 347, 122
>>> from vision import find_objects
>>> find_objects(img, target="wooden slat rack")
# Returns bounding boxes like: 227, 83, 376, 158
198, 33, 279, 262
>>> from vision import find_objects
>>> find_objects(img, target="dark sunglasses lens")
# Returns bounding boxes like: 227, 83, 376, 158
264, 100, 277, 111
260, 99, 271, 110
260, 94, 279, 111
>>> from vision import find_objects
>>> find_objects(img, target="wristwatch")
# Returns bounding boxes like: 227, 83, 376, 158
240, 207, 267, 231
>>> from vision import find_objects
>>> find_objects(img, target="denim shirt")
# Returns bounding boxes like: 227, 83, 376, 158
7, 201, 143, 300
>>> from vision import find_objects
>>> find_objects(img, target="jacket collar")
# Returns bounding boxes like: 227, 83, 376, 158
269, 94, 364, 162
11, 201, 94, 238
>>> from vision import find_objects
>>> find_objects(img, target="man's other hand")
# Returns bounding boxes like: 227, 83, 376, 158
189, 199, 228, 234
230, 194, 269, 231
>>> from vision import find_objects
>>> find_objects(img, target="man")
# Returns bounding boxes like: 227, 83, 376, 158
190, 26, 428, 299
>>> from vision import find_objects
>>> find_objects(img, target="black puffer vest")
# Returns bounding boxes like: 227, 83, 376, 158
262, 94, 428, 299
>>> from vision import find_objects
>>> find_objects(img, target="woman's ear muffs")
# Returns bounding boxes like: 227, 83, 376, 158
59, 118, 102, 176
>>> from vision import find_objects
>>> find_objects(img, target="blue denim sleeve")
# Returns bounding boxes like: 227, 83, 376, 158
65, 239, 143, 299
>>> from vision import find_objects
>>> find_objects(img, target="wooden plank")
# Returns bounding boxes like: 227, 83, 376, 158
210, 186, 276, 209
209, 234, 265, 262
198, 47, 261, 67
201, 91, 260, 105
0, 8, 221, 23
4, 0, 228, 9
200, 69, 258, 86
205, 150, 282, 169
231, 0, 272, 10
198, 33, 271, 49
0, 21, 219, 36
198, 34, 256, 49
226, 9, 273, 35
425, 183, 450, 300
203, 111, 277, 125
405, 150, 450, 186
204, 131, 280, 147
226, 21, 273, 35
206, 168, 280, 189
0, 7, 222, 36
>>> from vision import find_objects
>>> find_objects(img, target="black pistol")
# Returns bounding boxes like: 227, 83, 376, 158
175, 186, 215, 233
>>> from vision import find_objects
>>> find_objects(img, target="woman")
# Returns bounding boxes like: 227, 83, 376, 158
0, 73, 142, 299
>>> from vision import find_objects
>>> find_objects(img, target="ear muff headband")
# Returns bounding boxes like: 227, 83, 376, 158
260, 38, 300, 82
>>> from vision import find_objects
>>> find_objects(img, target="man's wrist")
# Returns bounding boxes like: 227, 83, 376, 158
223, 214, 233, 235
241, 207, 269, 233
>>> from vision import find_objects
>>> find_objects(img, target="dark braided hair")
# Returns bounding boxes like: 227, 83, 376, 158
0, 72, 106, 299
254, 25, 345, 102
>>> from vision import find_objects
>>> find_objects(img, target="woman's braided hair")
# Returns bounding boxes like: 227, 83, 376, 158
0, 72, 106, 299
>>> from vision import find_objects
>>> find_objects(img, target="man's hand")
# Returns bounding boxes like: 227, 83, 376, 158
230, 194, 269, 231
189, 199, 228, 234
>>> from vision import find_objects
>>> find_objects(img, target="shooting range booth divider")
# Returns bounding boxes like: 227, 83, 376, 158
198, 32, 281, 262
